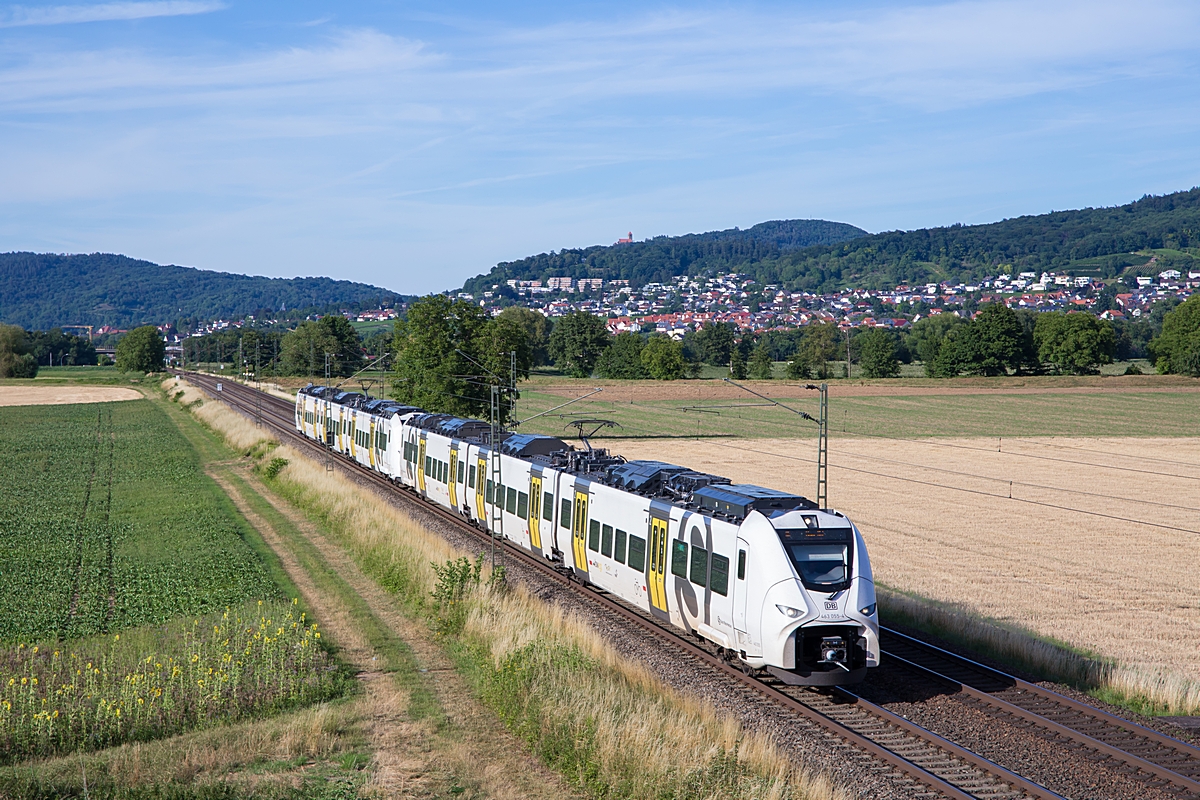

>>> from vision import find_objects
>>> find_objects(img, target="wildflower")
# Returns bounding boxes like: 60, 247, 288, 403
32, 646, 38, 654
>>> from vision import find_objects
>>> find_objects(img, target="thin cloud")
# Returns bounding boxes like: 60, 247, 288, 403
0, 1, 223, 28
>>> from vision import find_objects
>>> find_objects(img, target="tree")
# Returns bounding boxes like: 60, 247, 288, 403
1033, 313, 1116, 374
641, 336, 686, 380
749, 341, 774, 380
392, 295, 530, 424
728, 345, 748, 379
27, 328, 97, 366
317, 315, 366, 377
498, 307, 552, 367
595, 333, 647, 379
693, 322, 735, 365
279, 321, 340, 378
1149, 295, 1200, 374
791, 322, 840, 379
905, 315, 966, 376
969, 302, 1026, 376
114, 325, 165, 373
548, 312, 611, 377
931, 303, 1025, 377
858, 329, 900, 378
0, 324, 38, 378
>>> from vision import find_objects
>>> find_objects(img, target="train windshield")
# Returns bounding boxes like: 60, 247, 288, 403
775, 527, 853, 591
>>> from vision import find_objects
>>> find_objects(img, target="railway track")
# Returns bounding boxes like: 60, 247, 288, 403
879, 628, 1200, 798
175, 372, 1194, 800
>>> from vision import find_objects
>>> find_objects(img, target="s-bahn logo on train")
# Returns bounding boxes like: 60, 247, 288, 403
294, 383, 880, 687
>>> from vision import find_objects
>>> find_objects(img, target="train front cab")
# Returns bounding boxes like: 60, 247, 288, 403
736, 510, 878, 686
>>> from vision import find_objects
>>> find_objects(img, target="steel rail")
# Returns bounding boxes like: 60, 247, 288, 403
880, 627, 1200, 795
177, 371, 1065, 800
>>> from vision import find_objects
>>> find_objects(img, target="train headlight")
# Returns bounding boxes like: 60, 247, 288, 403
859, 603, 876, 616
775, 604, 803, 619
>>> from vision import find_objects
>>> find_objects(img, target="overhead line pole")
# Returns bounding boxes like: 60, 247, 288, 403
722, 378, 828, 509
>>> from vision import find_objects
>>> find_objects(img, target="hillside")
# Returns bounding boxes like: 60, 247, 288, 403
0, 253, 403, 330
461, 219, 868, 293
462, 189, 1200, 294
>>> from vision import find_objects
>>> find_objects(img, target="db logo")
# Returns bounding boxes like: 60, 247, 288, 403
823, 601, 838, 611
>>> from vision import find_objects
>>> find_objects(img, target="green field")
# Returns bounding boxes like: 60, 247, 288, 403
0, 397, 346, 761
511, 383, 1200, 441
0, 400, 280, 642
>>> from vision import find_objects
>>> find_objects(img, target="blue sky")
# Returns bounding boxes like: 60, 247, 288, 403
1, 1, 1199, 294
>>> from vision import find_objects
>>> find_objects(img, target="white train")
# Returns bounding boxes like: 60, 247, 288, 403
296, 385, 879, 685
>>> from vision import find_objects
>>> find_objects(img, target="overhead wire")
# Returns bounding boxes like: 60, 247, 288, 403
706, 440, 1200, 536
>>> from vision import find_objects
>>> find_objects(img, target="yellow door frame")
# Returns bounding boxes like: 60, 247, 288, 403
648, 517, 669, 612
448, 447, 459, 508
368, 418, 376, 469
417, 437, 426, 493
571, 489, 589, 576
529, 475, 542, 549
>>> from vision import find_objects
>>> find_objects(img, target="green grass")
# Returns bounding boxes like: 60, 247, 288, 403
511, 380, 1200, 440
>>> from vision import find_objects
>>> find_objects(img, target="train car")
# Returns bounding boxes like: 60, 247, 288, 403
295, 385, 879, 686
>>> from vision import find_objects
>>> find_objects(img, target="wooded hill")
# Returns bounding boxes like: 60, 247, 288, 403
461, 188, 1200, 294
0, 252, 403, 330
461, 219, 869, 294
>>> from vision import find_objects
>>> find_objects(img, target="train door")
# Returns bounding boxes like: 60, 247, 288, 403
367, 418, 377, 469
475, 454, 487, 521
417, 437, 427, 494
648, 517, 669, 613
529, 475, 542, 550
448, 446, 459, 509
571, 488, 589, 578
733, 538, 749, 635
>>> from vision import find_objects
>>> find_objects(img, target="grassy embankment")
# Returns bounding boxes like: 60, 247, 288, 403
169, 378, 843, 800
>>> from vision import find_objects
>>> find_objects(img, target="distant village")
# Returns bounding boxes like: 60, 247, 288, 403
124, 260, 1194, 347
457, 263, 1195, 339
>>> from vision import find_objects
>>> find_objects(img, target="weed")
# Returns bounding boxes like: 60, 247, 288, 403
263, 458, 289, 479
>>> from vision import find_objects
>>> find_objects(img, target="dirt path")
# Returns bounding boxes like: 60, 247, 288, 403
530, 376, 1200, 401
209, 466, 580, 800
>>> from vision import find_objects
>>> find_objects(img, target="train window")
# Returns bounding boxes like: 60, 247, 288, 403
671, 541, 688, 578
459, 461, 465, 482
614, 529, 627, 564
425, 456, 432, 475
517, 492, 528, 520
543, 492, 553, 521
506, 487, 517, 515
468, 464, 476, 488
737, 550, 746, 580
486, 480, 494, 504
628, 535, 646, 571
560, 498, 572, 528
601, 524, 613, 557
710, 554, 730, 596
588, 520, 601, 551
690, 546, 708, 588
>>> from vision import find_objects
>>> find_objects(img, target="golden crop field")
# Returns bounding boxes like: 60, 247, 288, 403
613, 434, 1200, 690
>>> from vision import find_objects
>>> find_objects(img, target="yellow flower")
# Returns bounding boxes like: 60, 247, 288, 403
32, 646, 38, 654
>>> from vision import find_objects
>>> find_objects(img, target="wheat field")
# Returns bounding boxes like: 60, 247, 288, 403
615, 435, 1200, 708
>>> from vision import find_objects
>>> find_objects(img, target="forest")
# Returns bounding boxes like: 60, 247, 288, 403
461, 188, 1200, 294
0, 252, 404, 330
